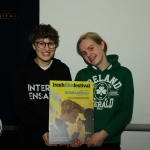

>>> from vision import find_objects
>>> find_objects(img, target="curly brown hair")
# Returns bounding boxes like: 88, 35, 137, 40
29, 23, 59, 48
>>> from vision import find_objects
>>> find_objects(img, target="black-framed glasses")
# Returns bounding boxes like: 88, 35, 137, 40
35, 41, 55, 49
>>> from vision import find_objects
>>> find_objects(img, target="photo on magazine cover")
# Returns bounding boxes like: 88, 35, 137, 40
49, 80, 94, 144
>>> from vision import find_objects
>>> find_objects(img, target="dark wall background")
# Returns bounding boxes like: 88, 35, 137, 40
0, 0, 39, 126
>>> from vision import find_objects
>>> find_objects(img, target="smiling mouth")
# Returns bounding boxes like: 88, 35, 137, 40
89, 56, 96, 62
42, 52, 50, 56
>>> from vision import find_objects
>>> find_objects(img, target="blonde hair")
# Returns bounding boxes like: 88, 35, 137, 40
61, 99, 84, 115
77, 32, 107, 55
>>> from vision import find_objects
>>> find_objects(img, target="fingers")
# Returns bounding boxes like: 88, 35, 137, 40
59, 144, 71, 147
42, 132, 49, 146
78, 120, 83, 132
71, 139, 82, 147
86, 137, 93, 147
86, 132, 104, 147
67, 144, 70, 147
86, 137, 92, 145
42, 132, 58, 146
86, 140, 95, 148
59, 144, 68, 146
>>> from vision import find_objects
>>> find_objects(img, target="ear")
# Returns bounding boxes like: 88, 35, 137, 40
100, 41, 105, 51
32, 44, 36, 50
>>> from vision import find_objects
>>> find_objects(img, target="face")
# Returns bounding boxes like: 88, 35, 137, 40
79, 39, 106, 69
65, 109, 80, 124
32, 38, 55, 66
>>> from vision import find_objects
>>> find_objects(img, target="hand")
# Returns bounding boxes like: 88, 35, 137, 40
42, 132, 58, 146
86, 130, 108, 147
77, 120, 83, 133
59, 144, 70, 147
70, 139, 82, 148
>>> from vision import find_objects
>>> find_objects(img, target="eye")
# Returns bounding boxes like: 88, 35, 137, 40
73, 116, 77, 119
49, 42, 55, 46
81, 51, 87, 56
39, 42, 45, 46
89, 47, 94, 51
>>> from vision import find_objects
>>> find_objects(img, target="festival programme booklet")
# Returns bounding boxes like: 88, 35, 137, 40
49, 80, 94, 144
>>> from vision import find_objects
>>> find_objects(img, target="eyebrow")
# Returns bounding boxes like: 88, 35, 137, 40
87, 44, 94, 49
36, 41, 55, 43
80, 44, 94, 52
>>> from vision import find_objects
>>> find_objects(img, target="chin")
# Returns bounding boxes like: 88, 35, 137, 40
88, 62, 96, 66
43, 59, 52, 62
91, 60, 100, 65
38, 55, 53, 62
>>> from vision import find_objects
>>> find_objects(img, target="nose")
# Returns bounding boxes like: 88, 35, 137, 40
45, 43, 50, 50
86, 51, 92, 57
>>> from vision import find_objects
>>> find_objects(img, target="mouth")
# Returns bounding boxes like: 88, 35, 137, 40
89, 55, 96, 62
42, 52, 51, 56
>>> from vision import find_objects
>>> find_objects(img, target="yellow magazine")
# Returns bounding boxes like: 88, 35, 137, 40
49, 80, 94, 144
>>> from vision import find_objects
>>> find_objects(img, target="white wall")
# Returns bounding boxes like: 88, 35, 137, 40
121, 131, 150, 150
40, 0, 150, 149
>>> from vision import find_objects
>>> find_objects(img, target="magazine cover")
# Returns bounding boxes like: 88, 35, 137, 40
49, 80, 94, 144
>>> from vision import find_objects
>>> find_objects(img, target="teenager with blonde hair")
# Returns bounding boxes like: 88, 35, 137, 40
74, 32, 134, 150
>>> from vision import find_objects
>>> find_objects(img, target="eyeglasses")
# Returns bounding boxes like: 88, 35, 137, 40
35, 41, 56, 49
